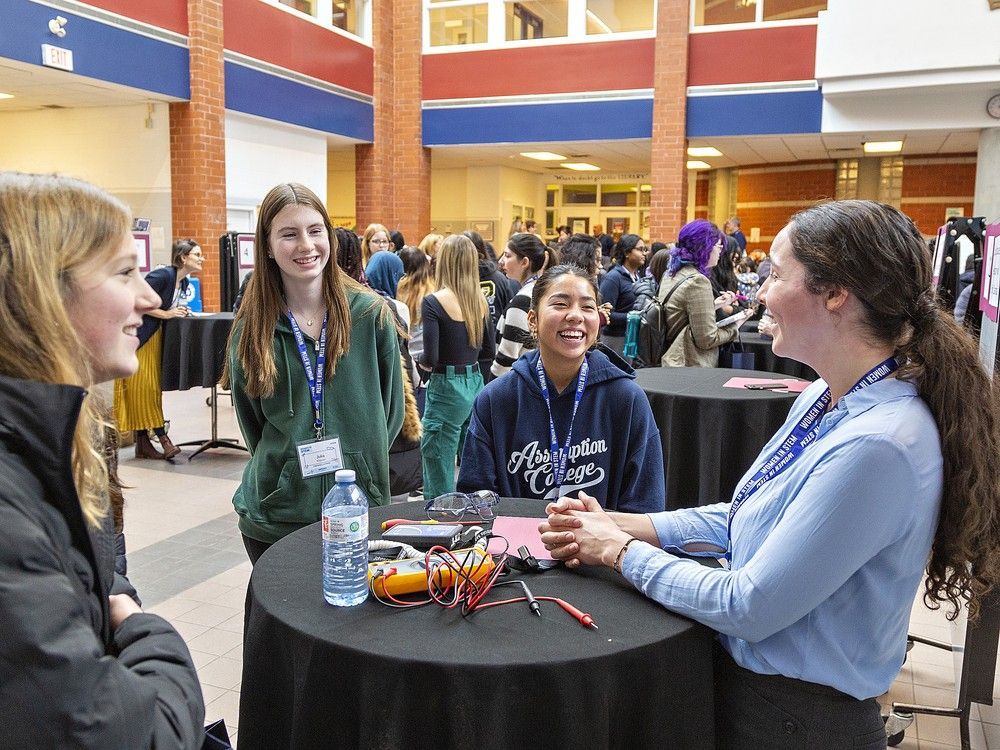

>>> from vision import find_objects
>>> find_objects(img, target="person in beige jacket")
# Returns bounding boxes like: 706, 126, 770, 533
660, 220, 750, 367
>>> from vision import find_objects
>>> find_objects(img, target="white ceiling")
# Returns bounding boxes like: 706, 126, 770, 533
0, 57, 178, 111
429, 129, 982, 174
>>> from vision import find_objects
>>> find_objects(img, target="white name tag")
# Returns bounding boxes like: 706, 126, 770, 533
296, 436, 343, 478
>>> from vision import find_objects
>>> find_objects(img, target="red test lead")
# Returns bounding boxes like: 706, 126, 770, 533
546, 597, 598, 630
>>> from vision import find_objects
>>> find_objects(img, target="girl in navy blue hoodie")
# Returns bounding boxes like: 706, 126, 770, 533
458, 265, 664, 513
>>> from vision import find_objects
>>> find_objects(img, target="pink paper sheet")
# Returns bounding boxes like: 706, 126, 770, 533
723, 377, 810, 393
486, 516, 553, 560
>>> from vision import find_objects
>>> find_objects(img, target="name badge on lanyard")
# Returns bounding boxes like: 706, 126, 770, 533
536, 357, 588, 496
726, 356, 899, 558
288, 311, 344, 479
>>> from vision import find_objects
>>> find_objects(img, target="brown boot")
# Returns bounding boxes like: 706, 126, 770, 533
158, 434, 181, 461
135, 430, 164, 459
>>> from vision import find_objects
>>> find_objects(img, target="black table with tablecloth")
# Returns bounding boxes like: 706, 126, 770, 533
732, 331, 818, 381
159, 313, 244, 457
239, 499, 716, 750
637, 367, 803, 511
160, 312, 234, 391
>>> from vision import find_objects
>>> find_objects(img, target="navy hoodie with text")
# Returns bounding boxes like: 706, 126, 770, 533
457, 348, 665, 513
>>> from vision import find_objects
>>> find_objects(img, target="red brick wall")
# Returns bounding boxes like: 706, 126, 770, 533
735, 161, 836, 250
170, 0, 226, 310
649, 0, 689, 243
356, 0, 430, 242
900, 156, 977, 236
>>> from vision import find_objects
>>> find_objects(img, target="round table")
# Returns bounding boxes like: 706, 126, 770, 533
637, 367, 803, 510
160, 312, 234, 391
734, 332, 818, 381
239, 499, 716, 750
159, 313, 245, 458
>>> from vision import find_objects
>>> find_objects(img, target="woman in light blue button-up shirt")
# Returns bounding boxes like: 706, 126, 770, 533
541, 200, 1000, 749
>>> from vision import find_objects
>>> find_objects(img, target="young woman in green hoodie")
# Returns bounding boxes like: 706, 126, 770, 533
227, 184, 404, 563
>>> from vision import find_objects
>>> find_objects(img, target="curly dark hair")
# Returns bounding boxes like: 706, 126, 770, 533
789, 200, 1000, 620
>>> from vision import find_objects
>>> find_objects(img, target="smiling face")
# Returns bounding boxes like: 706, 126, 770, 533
68, 233, 160, 383
180, 244, 204, 275
268, 204, 331, 287
757, 224, 831, 364
528, 273, 601, 371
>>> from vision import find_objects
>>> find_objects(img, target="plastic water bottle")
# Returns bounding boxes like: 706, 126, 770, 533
321, 469, 369, 606
623, 310, 641, 359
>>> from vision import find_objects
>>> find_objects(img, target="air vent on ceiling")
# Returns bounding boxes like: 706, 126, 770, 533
42, 104, 67, 109
567, 154, 589, 158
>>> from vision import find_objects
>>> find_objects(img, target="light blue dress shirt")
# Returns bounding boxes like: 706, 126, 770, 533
622, 377, 943, 699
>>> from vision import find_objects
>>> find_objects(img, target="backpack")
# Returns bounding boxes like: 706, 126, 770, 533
631, 275, 693, 368
631, 276, 657, 312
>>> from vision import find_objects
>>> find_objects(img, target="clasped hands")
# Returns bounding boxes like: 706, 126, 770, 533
538, 492, 632, 570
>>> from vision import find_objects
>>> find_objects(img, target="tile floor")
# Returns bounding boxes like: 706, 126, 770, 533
119, 386, 1000, 749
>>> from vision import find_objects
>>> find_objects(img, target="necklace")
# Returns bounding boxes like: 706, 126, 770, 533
292, 308, 325, 327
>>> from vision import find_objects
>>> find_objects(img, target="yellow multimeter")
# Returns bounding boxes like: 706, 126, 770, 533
368, 547, 495, 597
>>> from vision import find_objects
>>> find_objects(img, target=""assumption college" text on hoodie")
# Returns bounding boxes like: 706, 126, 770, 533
458, 347, 665, 513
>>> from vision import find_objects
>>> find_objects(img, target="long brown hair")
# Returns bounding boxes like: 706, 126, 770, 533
396, 246, 435, 325
435, 234, 487, 348
789, 200, 1000, 620
0, 172, 132, 527
361, 222, 390, 267
231, 183, 381, 398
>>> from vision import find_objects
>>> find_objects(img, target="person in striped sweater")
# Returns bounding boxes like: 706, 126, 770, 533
491, 232, 549, 377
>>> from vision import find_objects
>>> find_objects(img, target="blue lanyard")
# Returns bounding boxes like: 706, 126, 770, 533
535, 356, 589, 493
287, 310, 328, 439
726, 356, 899, 556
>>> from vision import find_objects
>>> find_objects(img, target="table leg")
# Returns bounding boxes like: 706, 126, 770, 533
173, 383, 248, 460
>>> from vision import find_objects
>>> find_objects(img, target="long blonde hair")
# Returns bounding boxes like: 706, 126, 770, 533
0, 172, 131, 527
435, 234, 487, 348
230, 183, 382, 399
361, 222, 390, 267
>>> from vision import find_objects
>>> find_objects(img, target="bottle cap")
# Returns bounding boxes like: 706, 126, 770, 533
335, 469, 356, 483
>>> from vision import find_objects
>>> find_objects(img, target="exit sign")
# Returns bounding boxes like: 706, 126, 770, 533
41, 44, 73, 72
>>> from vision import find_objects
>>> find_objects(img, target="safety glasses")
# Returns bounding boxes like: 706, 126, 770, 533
425, 490, 500, 522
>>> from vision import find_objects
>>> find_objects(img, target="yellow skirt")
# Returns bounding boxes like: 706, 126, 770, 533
113, 328, 165, 432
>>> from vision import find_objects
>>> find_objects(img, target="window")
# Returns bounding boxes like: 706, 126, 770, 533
505, 0, 568, 40
280, 0, 316, 13
563, 184, 597, 204
692, 0, 826, 27
586, 0, 654, 34
835, 159, 858, 200
762, 0, 826, 22
425, 0, 652, 49
429, 4, 489, 46
269, 0, 370, 41
546, 187, 557, 207
639, 184, 651, 207
878, 157, 903, 208
600, 184, 638, 207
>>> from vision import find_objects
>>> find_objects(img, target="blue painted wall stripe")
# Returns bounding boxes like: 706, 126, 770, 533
686, 90, 823, 137
423, 99, 654, 145
1, 1, 188, 99
224, 62, 373, 141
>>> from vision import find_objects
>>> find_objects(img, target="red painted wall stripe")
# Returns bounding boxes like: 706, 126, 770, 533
224, 0, 373, 96
77, 0, 187, 36
423, 38, 654, 100
688, 25, 816, 86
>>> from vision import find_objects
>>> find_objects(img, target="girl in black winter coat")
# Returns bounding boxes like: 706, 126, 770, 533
0, 172, 205, 749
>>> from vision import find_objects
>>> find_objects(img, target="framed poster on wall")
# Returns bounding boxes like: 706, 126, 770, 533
133, 232, 151, 273
608, 217, 630, 235
237, 234, 256, 269
569, 217, 589, 235
472, 220, 494, 242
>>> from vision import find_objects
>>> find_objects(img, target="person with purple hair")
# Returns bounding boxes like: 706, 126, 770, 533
658, 219, 749, 367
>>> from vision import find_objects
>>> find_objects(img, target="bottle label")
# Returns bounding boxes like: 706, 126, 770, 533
323, 511, 368, 544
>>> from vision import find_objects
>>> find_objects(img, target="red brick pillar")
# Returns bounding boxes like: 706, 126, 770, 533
649, 0, 689, 243
356, 0, 430, 243
170, 0, 226, 310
